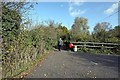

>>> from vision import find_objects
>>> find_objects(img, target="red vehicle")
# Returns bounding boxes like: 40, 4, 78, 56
69, 43, 73, 49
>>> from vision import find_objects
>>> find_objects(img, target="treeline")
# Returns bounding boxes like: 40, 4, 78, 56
1, 2, 120, 78
69, 17, 120, 43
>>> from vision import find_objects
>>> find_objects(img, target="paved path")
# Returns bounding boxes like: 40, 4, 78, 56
25, 50, 119, 78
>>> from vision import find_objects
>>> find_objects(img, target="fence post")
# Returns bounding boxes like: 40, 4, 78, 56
101, 44, 105, 52
74, 45, 77, 52
84, 43, 86, 48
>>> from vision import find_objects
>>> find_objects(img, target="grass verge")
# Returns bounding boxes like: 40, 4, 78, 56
10, 50, 52, 78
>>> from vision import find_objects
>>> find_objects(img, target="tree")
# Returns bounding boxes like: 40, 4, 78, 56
105, 25, 120, 43
94, 22, 112, 33
71, 17, 89, 41
72, 17, 89, 33
55, 23, 69, 40
93, 22, 112, 42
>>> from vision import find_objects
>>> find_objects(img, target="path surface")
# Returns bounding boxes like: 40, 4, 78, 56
25, 50, 119, 78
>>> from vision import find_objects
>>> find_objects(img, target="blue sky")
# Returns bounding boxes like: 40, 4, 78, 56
29, 2, 119, 32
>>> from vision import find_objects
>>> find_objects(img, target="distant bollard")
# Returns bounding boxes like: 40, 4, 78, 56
74, 46, 77, 52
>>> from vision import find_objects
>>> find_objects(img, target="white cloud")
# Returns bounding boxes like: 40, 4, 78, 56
70, 9, 86, 17
69, 6, 86, 17
68, 0, 86, 17
104, 3, 119, 14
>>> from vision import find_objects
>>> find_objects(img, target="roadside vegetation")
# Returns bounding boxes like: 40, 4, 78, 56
1, 2, 120, 78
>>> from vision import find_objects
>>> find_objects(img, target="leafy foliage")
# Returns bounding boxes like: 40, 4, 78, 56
1, 2, 120, 78
93, 22, 120, 43
71, 17, 90, 41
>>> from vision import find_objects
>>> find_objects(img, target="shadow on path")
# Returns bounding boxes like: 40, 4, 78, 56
69, 52, 119, 71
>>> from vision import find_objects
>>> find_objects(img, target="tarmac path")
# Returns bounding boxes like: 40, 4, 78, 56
25, 50, 119, 78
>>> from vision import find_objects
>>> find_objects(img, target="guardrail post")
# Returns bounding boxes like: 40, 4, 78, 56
101, 44, 105, 52
74, 45, 77, 52
84, 43, 86, 48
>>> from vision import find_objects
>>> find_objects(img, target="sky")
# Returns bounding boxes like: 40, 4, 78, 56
28, 2, 119, 33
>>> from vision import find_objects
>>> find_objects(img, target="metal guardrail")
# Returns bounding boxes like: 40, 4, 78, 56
71, 42, 120, 49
